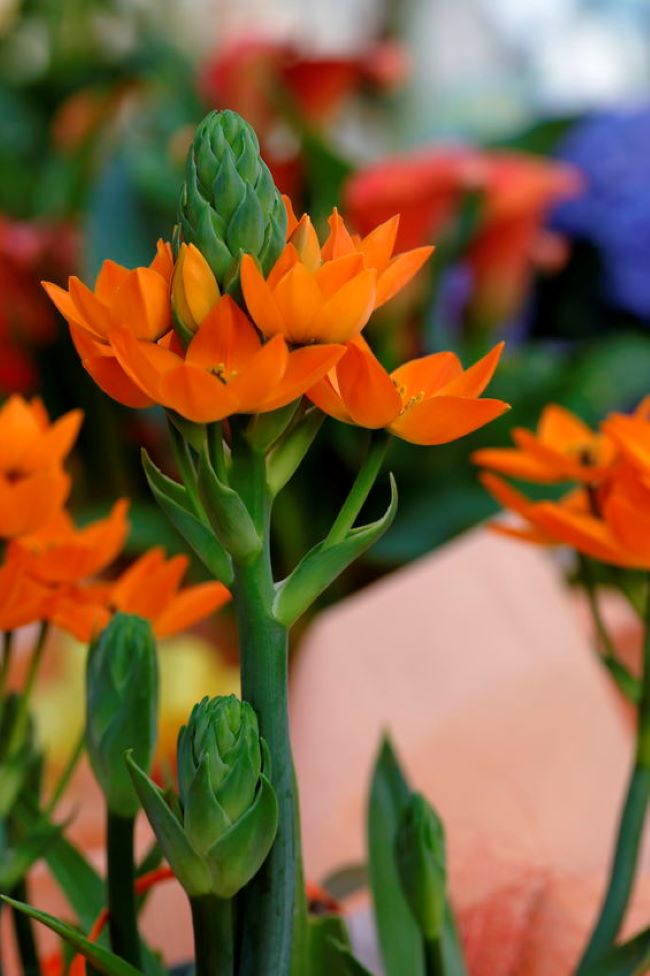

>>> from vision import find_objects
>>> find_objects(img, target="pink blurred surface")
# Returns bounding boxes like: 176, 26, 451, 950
290, 528, 650, 973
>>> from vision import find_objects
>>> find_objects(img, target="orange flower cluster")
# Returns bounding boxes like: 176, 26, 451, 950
473, 400, 650, 568
44, 199, 508, 445
0, 396, 229, 639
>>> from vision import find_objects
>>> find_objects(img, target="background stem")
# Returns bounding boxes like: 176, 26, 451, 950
190, 894, 233, 976
10, 878, 40, 976
106, 813, 141, 968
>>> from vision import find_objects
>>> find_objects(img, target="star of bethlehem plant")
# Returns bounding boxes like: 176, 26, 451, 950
4, 108, 512, 976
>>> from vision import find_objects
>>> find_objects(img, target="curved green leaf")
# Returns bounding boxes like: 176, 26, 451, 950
197, 446, 261, 561
273, 475, 397, 627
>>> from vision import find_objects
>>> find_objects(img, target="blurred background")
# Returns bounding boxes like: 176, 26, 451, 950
3, 0, 650, 644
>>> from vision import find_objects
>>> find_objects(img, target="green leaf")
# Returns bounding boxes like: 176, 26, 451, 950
246, 402, 302, 453
368, 736, 425, 976
326, 941, 375, 976
44, 836, 105, 929
0, 821, 64, 892
274, 475, 397, 627
307, 914, 354, 975
142, 449, 233, 585
2, 897, 143, 976
581, 927, 650, 976
266, 408, 324, 496
196, 446, 262, 561
126, 753, 211, 897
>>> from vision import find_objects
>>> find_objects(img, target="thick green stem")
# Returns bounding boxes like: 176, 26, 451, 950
577, 576, 650, 971
424, 936, 445, 976
229, 432, 305, 976
190, 894, 233, 976
10, 878, 40, 976
106, 813, 141, 968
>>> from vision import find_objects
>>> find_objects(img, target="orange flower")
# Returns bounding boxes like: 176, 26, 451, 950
602, 397, 650, 475
345, 149, 581, 325
109, 293, 344, 423
50, 547, 231, 642
0, 549, 53, 631
0, 395, 82, 539
308, 339, 508, 445
14, 500, 129, 585
472, 405, 616, 484
43, 241, 174, 408
240, 206, 432, 344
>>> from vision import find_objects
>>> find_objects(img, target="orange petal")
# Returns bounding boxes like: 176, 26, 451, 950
437, 343, 505, 398
160, 364, 238, 423
68, 278, 114, 339
336, 343, 402, 428
534, 502, 635, 567
112, 267, 172, 341
153, 582, 231, 638
321, 208, 356, 261
272, 263, 323, 343
390, 396, 509, 445
290, 215, 322, 271
314, 253, 365, 299
310, 269, 376, 343
82, 354, 155, 409
268, 243, 301, 289
241, 253, 285, 337
307, 376, 352, 423
261, 345, 346, 413
27, 499, 130, 583
114, 550, 188, 617
375, 246, 433, 307
391, 351, 461, 399
172, 244, 220, 332
41, 410, 83, 466
110, 326, 182, 402
229, 335, 289, 413
150, 240, 175, 281
358, 215, 400, 271
42, 281, 90, 332
0, 471, 70, 538
606, 489, 650, 564
472, 447, 559, 483
538, 404, 595, 450
478, 472, 538, 520
186, 296, 260, 374
95, 260, 130, 302
283, 194, 299, 236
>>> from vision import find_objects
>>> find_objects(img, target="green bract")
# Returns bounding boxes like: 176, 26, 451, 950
128, 694, 278, 899
86, 613, 159, 818
394, 793, 447, 940
176, 109, 287, 295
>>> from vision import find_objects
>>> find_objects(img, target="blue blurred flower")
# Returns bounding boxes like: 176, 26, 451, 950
551, 104, 650, 319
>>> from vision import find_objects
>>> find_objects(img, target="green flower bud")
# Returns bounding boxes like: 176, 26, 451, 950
86, 613, 158, 818
176, 110, 287, 296
394, 793, 447, 940
128, 695, 278, 899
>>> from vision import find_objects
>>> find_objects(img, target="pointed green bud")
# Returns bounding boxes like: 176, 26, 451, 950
394, 793, 447, 940
86, 613, 159, 818
177, 110, 287, 296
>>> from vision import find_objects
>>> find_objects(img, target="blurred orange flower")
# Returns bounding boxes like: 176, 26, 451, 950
345, 149, 581, 326
472, 405, 616, 484
309, 339, 508, 445
0, 396, 82, 539
43, 241, 174, 408
241, 206, 432, 344
50, 547, 230, 643
0, 549, 53, 631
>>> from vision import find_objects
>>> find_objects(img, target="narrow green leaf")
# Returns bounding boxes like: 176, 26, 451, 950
582, 927, 650, 976
274, 475, 397, 626
2, 896, 143, 976
307, 914, 352, 975
142, 450, 233, 586
0, 821, 64, 892
327, 940, 375, 976
44, 836, 105, 929
320, 864, 368, 902
368, 736, 425, 976
196, 446, 261, 561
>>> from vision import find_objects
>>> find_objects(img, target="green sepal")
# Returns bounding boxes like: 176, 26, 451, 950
126, 752, 212, 897
395, 793, 447, 940
166, 411, 206, 454
204, 771, 278, 898
142, 449, 233, 586
1, 896, 144, 976
0, 820, 65, 892
246, 402, 302, 453
580, 927, 650, 976
183, 752, 231, 854
273, 475, 398, 627
197, 445, 262, 561
266, 408, 324, 497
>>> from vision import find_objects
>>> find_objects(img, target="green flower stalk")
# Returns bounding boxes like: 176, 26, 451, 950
176, 109, 287, 295
86, 612, 159, 968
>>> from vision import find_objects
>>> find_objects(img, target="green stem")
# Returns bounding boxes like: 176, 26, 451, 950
424, 936, 445, 976
0, 630, 14, 697
190, 895, 233, 976
106, 813, 141, 968
229, 432, 304, 976
326, 434, 390, 546
579, 556, 640, 702
8, 624, 48, 755
577, 575, 650, 971
10, 877, 40, 976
